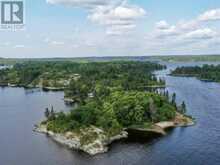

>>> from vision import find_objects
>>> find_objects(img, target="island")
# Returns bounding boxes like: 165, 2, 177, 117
0, 61, 194, 155
171, 64, 220, 82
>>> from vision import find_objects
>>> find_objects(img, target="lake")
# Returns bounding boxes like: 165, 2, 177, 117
0, 62, 220, 165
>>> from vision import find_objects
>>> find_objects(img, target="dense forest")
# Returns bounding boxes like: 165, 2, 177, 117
0, 61, 187, 137
171, 64, 220, 82
0, 61, 165, 101
45, 91, 180, 137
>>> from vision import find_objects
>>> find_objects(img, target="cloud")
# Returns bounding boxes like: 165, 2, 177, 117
176, 20, 199, 31
155, 25, 179, 38
50, 41, 64, 46
14, 45, 25, 48
89, 5, 145, 35
106, 24, 136, 35
155, 20, 170, 30
50, 41, 65, 45
46, 0, 114, 9
154, 21, 180, 38
153, 8, 220, 40
198, 9, 220, 21
184, 28, 217, 40
149, 8, 220, 52
154, 19, 200, 38
20, 2, 218, 57
89, 5, 145, 24
47, 0, 146, 35
44, 37, 65, 45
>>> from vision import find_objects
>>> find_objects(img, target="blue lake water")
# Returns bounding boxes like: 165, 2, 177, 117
0, 62, 220, 165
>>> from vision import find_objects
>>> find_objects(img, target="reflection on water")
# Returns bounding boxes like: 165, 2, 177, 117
0, 62, 220, 165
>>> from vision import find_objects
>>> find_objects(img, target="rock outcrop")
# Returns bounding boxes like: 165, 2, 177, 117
34, 125, 128, 155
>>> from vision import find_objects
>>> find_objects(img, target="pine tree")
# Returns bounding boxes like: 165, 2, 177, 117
171, 93, 176, 107
165, 91, 169, 100
50, 106, 55, 120
44, 108, 50, 119
181, 101, 187, 114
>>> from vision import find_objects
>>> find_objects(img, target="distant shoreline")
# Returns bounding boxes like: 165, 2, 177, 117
1, 55, 220, 65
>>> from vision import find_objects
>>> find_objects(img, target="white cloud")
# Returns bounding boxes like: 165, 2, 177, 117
155, 20, 170, 30
198, 9, 220, 21
47, 0, 146, 35
156, 26, 179, 37
89, 6, 145, 23
14, 45, 25, 48
50, 41, 65, 45
184, 28, 217, 40
46, 0, 114, 9
149, 8, 220, 52
154, 19, 199, 38
153, 8, 220, 40
106, 24, 136, 35
177, 20, 199, 31
89, 5, 145, 35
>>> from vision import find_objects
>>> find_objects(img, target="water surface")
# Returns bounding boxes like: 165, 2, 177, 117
0, 62, 220, 165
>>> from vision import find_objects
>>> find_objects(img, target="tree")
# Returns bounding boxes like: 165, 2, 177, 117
171, 93, 176, 107
51, 106, 54, 112
180, 101, 186, 114
149, 98, 157, 122
165, 91, 169, 100
44, 108, 50, 119
49, 106, 56, 120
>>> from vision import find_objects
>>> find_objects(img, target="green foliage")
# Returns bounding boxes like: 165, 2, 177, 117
155, 104, 176, 122
0, 61, 164, 91
70, 102, 101, 126
172, 64, 220, 83
44, 91, 177, 135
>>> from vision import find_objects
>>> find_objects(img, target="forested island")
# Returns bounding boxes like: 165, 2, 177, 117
171, 64, 220, 82
0, 61, 194, 155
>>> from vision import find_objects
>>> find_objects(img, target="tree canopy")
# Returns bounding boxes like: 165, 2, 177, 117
171, 64, 220, 82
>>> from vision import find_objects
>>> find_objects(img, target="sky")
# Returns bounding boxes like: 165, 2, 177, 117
0, 0, 220, 58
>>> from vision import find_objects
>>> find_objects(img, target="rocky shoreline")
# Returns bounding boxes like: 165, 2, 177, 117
34, 112, 194, 156
34, 125, 128, 155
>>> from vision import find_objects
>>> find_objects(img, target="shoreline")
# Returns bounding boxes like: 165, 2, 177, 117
34, 113, 194, 156
0, 84, 66, 91
34, 125, 128, 155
